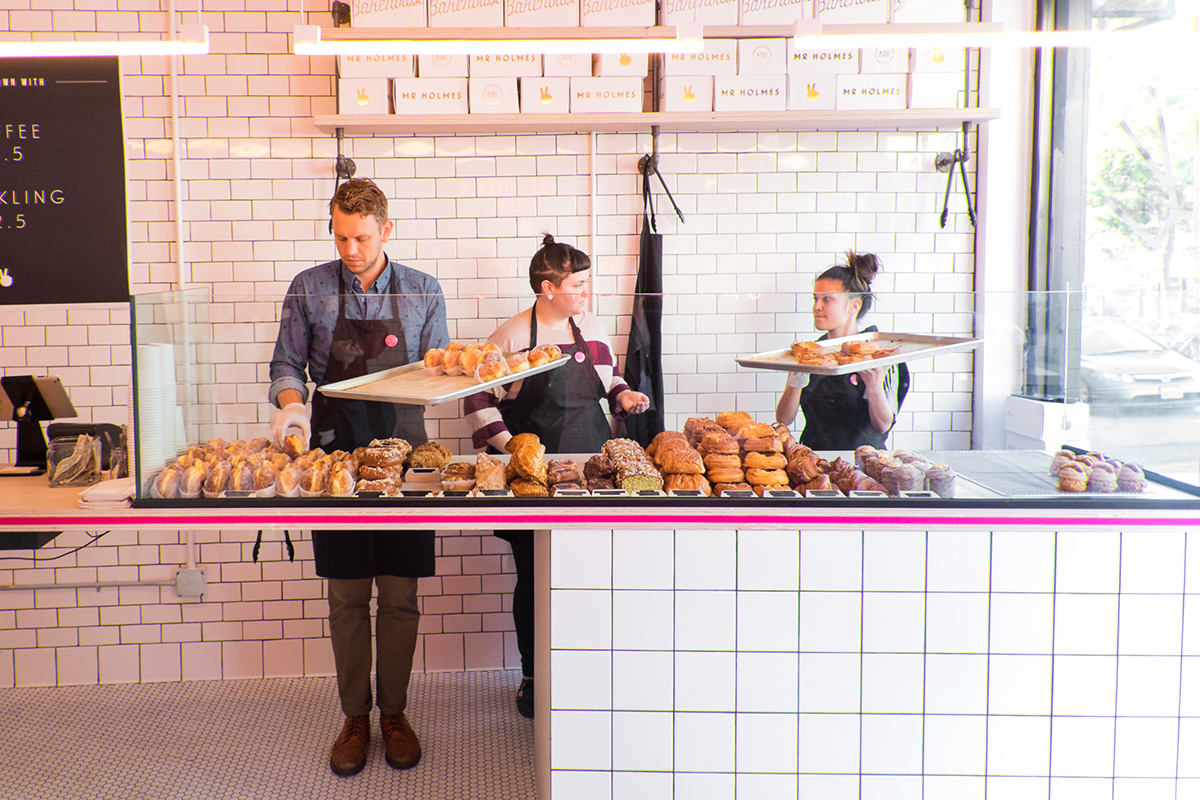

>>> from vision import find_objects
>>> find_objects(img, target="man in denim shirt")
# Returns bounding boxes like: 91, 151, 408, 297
269, 178, 448, 776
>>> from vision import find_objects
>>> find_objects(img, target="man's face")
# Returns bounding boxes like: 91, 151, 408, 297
332, 206, 393, 283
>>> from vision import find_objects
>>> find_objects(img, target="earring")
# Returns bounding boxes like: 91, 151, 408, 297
546, 294, 554, 300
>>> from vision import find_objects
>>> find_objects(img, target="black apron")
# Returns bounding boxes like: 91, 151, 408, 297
499, 309, 610, 455
494, 310, 610, 548
309, 268, 435, 580
798, 325, 890, 451
620, 168, 665, 447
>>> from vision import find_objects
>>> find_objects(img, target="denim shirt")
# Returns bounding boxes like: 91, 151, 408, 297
268, 258, 449, 408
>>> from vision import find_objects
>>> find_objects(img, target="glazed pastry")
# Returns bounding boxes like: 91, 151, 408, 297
924, 463, 956, 498
705, 467, 746, 484
300, 466, 328, 496
361, 441, 410, 468
801, 474, 834, 494
328, 465, 356, 497
587, 477, 617, 491
1116, 463, 1147, 493
656, 442, 704, 474
460, 345, 484, 376
153, 466, 182, 499
1048, 450, 1074, 476
583, 454, 617, 481
646, 430, 688, 458
181, 462, 208, 498
409, 441, 453, 469
476, 352, 510, 383
227, 463, 253, 493
684, 416, 725, 445
441, 462, 477, 492
880, 462, 923, 495
510, 478, 550, 497
745, 467, 789, 486
506, 432, 541, 454
854, 445, 878, 470
253, 464, 278, 497
506, 353, 530, 373
716, 411, 755, 432
423, 348, 445, 373
356, 478, 400, 496
1057, 464, 1088, 492
511, 442, 548, 485
741, 436, 783, 454
1087, 464, 1117, 493
743, 451, 787, 470
475, 452, 507, 491
703, 452, 742, 471
275, 463, 302, 497
736, 423, 776, 441
283, 433, 308, 459
698, 431, 740, 455
546, 459, 581, 485
665, 473, 711, 495
714, 482, 754, 495
527, 344, 559, 367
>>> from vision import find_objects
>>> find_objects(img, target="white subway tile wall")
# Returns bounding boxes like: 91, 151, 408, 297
0, 1, 977, 686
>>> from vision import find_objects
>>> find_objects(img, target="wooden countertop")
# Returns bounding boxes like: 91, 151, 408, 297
2, 475, 1198, 533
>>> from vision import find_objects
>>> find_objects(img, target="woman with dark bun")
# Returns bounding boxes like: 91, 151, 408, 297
464, 234, 649, 718
776, 251, 908, 450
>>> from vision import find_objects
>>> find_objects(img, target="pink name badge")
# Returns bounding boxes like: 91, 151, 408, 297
385, 334, 398, 347
574, 351, 586, 363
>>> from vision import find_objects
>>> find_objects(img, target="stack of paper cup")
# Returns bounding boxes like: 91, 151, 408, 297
135, 343, 174, 485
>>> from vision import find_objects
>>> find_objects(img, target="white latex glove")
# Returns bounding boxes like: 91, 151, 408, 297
786, 371, 810, 389
272, 402, 311, 449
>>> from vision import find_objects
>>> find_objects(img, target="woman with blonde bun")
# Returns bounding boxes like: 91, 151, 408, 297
776, 251, 908, 450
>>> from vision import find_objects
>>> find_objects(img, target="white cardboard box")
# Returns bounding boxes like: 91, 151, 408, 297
859, 47, 910, 74
428, 0, 504, 26
339, 54, 415, 79
1004, 395, 1089, 448
738, 38, 787, 75
714, 75, 786, 111
520, 77, 571, 112
740, 0, 811, 25
593, 52, 649, 78
505, 0, 579, 26
469, 76, 520, 113
658, 75, 713, 111
835, 73, 906, 109
469, 53, 543, 77
570, 76, 643, 112
786, 74, 836, 110
661, 0, 739, 25
786, 44, 859, 74
891, 0, 963, 23
814, 0, 887, 23
392, 77, 469, 114
339, 78, 391, 114
910, 46, 965, 73
543, 53, 593, 77
660, 39, 739, 76
418, 53, 468, 78
907, 72, 963, 108
581, 0, 654, 25
348, 0, 427, 28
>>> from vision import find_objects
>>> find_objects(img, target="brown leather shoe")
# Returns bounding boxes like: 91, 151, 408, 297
329, 714, 370, 776
380, 712, 421, 770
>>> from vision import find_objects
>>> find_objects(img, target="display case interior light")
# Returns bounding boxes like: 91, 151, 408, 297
293, 24, 704, 56
0, 24, 210, 58
793, 18, 1200, 50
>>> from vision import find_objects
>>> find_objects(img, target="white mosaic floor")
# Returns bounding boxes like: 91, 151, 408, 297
0, 669, 535, 800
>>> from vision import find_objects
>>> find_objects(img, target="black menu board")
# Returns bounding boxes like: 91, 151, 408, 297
0, 58, 129, 305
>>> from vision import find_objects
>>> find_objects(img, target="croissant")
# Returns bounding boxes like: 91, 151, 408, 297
512, 442, 548, 485
656, 442, 704, 475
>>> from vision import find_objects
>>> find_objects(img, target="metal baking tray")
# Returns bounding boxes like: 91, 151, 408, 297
738, 331, 981, 376
317, 355, 569, 406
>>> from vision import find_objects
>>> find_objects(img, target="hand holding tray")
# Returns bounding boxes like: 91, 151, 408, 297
738, 332, 980, 376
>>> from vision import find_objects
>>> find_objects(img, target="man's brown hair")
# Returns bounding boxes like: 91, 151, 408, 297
330, 178, 389, 227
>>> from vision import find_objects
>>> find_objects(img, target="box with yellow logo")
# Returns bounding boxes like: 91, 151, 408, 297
418, 53, 468, 78
543, 53, 593, 77
520, 77, 571, 113
786, 74, 835, 110
570, 77, 643, 113
658, 75, 713, 112
339, 78, 391, 114
738, 39, 787, 76
910, 46, 965, 73
593, 52, 649, 78
660, 39, 738, 77
713, 75, 786, 112
469, 77, 519, 113
392, 77, 469, 114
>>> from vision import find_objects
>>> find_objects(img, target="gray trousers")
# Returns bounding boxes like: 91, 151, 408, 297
327, 576, 420, 717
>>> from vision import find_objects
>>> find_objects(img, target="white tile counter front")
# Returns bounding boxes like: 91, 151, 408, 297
545, 523, 1200, 800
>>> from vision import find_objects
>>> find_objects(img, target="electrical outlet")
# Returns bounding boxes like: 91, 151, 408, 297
175, 568, 206, 598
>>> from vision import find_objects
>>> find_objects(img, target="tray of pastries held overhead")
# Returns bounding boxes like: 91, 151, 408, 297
318, 342, 569, 406
738, 331, 981, 376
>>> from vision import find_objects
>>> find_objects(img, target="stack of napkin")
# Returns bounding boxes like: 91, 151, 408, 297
78, 477, 136, 509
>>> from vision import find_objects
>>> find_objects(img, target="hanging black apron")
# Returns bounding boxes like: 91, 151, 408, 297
309, 268, 435, 580
499, 309, 610, 455
798, 325, 889, 452
620, 167, 666, 447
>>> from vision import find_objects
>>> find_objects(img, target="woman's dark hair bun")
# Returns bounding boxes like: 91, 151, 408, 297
846, 250, 881, 286
542, 233, 556, 248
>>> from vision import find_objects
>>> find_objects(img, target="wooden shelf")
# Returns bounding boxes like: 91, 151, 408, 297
312, 108, 1000, 135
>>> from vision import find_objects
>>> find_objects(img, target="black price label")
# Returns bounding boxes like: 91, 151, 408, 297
0, 58, 129, 305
